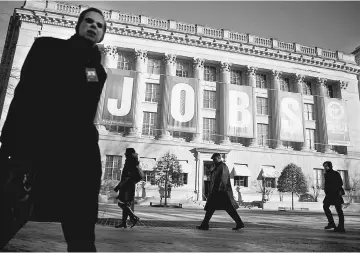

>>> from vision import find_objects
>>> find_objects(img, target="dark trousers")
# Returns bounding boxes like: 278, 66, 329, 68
118, 201, 137, 223
61, 221, 96, 252
201, 207, 243, 226
323, 203, 344, 228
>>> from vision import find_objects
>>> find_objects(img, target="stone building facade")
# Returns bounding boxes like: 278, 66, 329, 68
0, 0, 359, 204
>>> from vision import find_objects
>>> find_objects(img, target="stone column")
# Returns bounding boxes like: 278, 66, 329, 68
218, 62, 231, 144
128, 49, 147, 137
294, 74, 309, 151
270, 70, 283, 149
191, 57, 204, 142
95, 45, 118, 131
316, 77, 331, 153
158, 53, 177, 140
247, 66, 258, 147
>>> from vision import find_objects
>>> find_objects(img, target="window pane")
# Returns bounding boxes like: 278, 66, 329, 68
142, 112, 157, 136
204, 66, 216, 81
256, 74, 267, 89
147, 58, 161, 74
203, 90, 216, 109
230, 69, 242, 85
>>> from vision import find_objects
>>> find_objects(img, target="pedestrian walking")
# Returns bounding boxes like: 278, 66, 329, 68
0, 7, 107, 251
114, 148, 144, 228
197, 153, 244, 230
322, 161, 346, 233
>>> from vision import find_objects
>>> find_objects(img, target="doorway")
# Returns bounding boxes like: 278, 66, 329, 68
203, 161, 213, 201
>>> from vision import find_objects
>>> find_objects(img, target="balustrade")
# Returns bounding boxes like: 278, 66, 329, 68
56, 3, 81, 15
229, 32, 248, 43
176, 23, 196, 34
277, 41, 294, 51
254, 36, 272, 47
148, 18, 168, 29
300, 45, 316, 55
204, 27, 222, 38
118, 13, 140, 24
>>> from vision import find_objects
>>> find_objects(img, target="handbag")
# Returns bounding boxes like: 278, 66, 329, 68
0, 159, 36, 250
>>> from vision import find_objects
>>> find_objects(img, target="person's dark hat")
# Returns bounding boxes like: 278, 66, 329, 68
211, 153, 221, 159
125, 148, 136, 155
75, 7, 107, 43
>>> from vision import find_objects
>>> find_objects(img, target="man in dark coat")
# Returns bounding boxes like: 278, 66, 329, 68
0, 7, 107, 251
197, 153, 244, 230
114, 148, 143, 228
322, 161, 345, 233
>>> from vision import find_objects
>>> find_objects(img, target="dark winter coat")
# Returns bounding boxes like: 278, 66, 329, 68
0, 35, 107, 223
323, 169, 344, 206
204, 161, 239, 211
115, 159, 143, 202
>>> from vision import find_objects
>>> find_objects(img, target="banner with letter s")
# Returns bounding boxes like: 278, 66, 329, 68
324, 98, 350, 146
279, 91, 304, 142
228, 84, 254, 138
101, 69, 136, 126
165, 76, 199, 132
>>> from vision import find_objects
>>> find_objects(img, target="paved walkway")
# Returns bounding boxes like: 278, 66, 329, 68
3, 204, 360, 252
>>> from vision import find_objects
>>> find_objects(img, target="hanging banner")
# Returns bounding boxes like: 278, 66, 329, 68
228, 84, 254, 138
102, 69, 136, 126
165, 76, 199, 132
324, 98, 350, 146
279, 91, 304, 142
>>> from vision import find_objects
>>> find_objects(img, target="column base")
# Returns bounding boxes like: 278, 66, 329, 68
249, 139, 258, 147
158, 131, 173, 140
301, 145, 310, 152
220, 139, 231, 145
191, 134, 202, 143
127, 132, 141, 138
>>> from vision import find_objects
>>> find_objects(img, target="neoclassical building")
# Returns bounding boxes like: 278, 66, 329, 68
0, 0, 359, 204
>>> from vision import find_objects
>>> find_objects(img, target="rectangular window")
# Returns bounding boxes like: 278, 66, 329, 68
256, 97, 268, 115
105, 155, 122, 180
142, 112, 157, 136
144, 171, 153, 184
257, 124, 269, 147
105, 125, 127, 134
145, 83, 160, 103
280, 77, 290, 92
203, 90, 216, 109
313, 168, 324, 189
230, 69, 242, 85
337, 170, 349, 189
176, 60, 190, 77
234, 176, 248, 187
304, 103, 314, 120
181, 173, 188, 185
305, 128, 315, 150
203, 118, 217, 142
256, 74, 267, 89
263, 178, 276, 188
117, 53, 132, 70
147, 58, 161, 74
302, 81, 312, 95
204, 66, 217, 82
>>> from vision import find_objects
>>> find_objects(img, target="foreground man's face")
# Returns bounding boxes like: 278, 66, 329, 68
78, 11, 105, 44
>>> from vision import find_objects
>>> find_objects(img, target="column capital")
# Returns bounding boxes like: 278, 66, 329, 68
246, 66, 257, 76
316, 77, 327, 87
271, 70, 282, 79
164, 53, 177, 65
101, 45, 118, 59
193, 57, 204, 69
134, 49, 148, 62
294, 73, 305, 83
338, 80, 348, 90
220, 61, 231, 72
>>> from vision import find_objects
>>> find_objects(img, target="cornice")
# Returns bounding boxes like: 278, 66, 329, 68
16, 10, 360, 75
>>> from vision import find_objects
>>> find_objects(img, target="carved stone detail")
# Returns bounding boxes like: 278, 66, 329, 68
339, 80, 348, 90
134, 49, 148, 62
164, 53, 177, 65
294, 73, 305, 83
193, 57, 204, 69
246, 66, 257, 76
316, 77, 327, 87
220, 62, 231, 72
102, 45, 118, 59
271, 70, 282, 80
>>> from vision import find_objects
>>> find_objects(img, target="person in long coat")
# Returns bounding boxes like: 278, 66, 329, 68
0, 8, 107, 251
114, 148, 144, 228
322, 161, 345, 233
197, 153, 244, 230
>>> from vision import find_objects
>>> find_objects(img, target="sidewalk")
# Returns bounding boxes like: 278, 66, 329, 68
3, 205, 360, 252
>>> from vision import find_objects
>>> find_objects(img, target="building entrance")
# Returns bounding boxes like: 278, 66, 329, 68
203, 161, 213, 201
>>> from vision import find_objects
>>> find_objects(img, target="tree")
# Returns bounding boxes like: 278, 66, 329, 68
277, 163, 308, 210
252, 180, 275, 203
152, 152, 183, 206
305, 173, 321, 202
345, 169, 360, 204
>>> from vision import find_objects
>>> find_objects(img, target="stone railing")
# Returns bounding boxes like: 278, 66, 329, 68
24, 0, 357, 65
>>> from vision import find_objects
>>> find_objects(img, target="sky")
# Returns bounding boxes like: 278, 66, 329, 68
0, 0, 359, 55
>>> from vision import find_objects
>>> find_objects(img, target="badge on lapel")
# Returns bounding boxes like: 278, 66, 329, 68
85, 68, 99, 82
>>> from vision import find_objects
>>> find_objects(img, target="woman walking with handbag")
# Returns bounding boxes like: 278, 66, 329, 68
114, 148, 144, 228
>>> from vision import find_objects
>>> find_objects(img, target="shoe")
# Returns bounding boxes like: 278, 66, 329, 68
334, 227, 346, 233
130, 217, 139, 228
232, 223, 245, 230
115, 222, 127, 228
324, 223, 336, 230
196, 225, 209, 230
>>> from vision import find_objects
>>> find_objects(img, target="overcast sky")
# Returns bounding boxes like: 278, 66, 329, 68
0, 1, 360, 54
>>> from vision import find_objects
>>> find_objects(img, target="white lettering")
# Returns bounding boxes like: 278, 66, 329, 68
229, 91, 252, 128
170, 83, 195, 122
107, 77, 133, 116
280, 97, 302, 134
